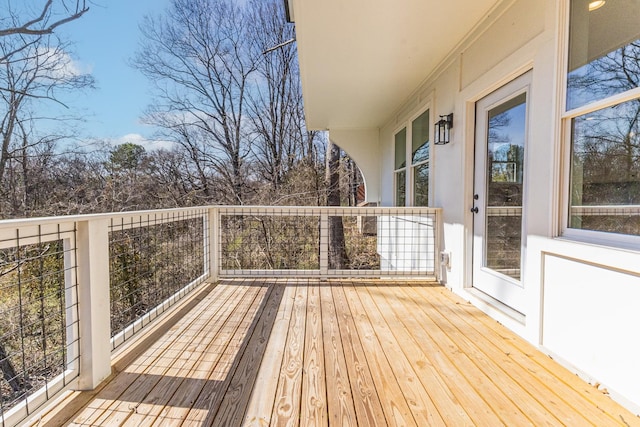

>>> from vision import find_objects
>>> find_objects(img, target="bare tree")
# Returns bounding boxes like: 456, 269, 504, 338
0, 0, 89, 64
135, 0, 259, 205
0, 0, 89, 37
326, 140, 349, 268
246, 0, 307, 193
0, 33, 93, 217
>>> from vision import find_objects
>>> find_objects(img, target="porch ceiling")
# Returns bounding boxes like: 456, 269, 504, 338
289, 0, 499, 130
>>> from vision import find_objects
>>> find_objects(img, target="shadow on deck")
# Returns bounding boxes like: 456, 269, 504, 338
35, 279, 639, 426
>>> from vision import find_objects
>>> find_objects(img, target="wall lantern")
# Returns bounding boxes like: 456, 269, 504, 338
434, 113, 453, 145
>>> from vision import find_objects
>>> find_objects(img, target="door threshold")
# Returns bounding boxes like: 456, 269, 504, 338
466, 287, 526, 324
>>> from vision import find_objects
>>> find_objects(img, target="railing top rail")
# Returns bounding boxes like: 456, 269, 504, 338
0, 206, 211, 230
216, 206, 443, 214
0, 205, 443, 229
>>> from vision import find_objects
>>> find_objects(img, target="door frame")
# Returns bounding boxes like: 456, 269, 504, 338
463, 67, 534, 315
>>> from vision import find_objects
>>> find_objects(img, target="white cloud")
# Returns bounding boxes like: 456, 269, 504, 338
111, 133, 176, 151
33, 47, 92, 81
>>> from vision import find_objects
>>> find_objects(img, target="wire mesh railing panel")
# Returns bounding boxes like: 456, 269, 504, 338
374, 212, 437, 276
0, 225, 79, 426
220, 214, 320, 271
217, 207, 441, 278
328, 215, 380, 271
108, 210, 206, 349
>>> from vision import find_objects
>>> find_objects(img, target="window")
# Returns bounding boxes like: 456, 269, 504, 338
394, 108, 431, 206
566, 0, 640, 237
394, 128, 407, 206
412, 110, 430, 206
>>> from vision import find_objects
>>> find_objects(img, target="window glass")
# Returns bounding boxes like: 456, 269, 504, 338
569, 99, 640, 236
412, 110, 429, 163
394, 128, 407, 206
567, 0, 640, 110
486, 93, 526, 280
396, 170, 406, 206
566, 0, 640, 237
488, 94, 526, 188
413, 163, 429, 206
394, 128, 406, 169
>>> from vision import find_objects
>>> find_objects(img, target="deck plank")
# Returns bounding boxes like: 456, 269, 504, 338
319, 283, 359, 427
174, 280, 272, 427
372, 283, 505, 426
300, 283, 328, 426
131, 281, 266, 426
345, 283, 446, 426
389, 284, 534, 426
46, 279, 640, 427
362, 283, 476, 425
429, 286, 640, 427
331, 284, 400, 426
212, 281, 286, 426
411, 284, 595, 426
270, 283, 307, 426
243, 280, 297, 426
69, 282, 244, 426
99, 281, 262, 426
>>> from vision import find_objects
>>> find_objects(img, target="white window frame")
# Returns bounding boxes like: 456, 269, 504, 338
393, 104, 434, 207
559, 0, 640, 250
410, 107, 432, 207
393, 126, 407, 206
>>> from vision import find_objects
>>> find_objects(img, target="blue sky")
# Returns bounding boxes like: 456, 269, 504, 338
55, 0, 172, 149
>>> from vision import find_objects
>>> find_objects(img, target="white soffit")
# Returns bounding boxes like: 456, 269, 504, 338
291, 0, 499, 130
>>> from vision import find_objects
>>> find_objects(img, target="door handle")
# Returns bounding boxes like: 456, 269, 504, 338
470, 206, 479, 213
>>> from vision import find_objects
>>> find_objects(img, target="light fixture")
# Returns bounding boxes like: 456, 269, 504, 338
588, 0, 605, 11
434, 113, 453, 145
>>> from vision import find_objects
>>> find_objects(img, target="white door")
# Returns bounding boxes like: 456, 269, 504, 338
472, 71, 531, 313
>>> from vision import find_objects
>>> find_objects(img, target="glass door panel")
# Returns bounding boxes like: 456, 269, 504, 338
484, 93, 526, 280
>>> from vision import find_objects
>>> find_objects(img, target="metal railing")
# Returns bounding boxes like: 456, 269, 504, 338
0, 207, 209, 427
108, 209, 208, 349
0, 220, 79, 427
217, 206, 442, 278
0, 205, 442, 426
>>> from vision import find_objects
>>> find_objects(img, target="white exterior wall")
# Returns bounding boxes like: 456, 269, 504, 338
375, 0, 640, 414
329, 128, 381, 203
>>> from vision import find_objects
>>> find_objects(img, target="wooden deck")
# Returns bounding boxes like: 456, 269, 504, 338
38, 279, 638, 426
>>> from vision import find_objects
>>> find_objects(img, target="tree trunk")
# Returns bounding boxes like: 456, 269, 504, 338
326, 141, 349, 268
0, 342, 21, 392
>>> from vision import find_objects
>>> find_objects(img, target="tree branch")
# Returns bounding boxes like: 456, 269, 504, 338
0, 1, 89, 37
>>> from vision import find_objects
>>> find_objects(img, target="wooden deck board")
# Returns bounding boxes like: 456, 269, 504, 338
178, 280, 271, 426
332, 285, 392, 426
409, 285, 597, 426
133, 285, 257, 425
36, 279, 640, 427
270, 283, 307, 426
212, 281, 285, 426
345, 284, 443, 426
69, 282, 246, 426
243, 280, 297, 426
319, 284, 358, 427
90, 286, 256, 425
430, 285, 634, 426
371, 283, 503, 426
300, 283, 328, 426
137, 281, 266, 426
361, 284, 476, 425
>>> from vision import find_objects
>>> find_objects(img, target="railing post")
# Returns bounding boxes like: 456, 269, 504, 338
319, 212, 328, 276
208, 208, 219, 282
76, 219, 112, 390
435, 209, 443, 282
